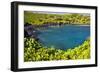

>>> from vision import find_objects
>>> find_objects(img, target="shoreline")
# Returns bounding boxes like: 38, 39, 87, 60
31, 23, 90, 28
35, 24, 90, 29
25, 23, 90, 28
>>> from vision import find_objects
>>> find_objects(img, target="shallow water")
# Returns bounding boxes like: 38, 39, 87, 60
37, 25, 90, 50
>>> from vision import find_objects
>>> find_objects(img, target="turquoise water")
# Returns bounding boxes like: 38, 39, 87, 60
37, 25, 90, 50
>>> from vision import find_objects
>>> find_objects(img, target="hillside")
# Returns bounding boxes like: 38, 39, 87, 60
24, 11, 90, 26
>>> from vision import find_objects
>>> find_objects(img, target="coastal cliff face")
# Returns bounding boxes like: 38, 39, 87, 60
24, 23, 39, 39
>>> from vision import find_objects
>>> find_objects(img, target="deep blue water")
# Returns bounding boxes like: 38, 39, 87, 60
37, 25, 90, 50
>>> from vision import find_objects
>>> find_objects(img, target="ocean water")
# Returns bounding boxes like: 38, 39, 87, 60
37, 25, 90, 50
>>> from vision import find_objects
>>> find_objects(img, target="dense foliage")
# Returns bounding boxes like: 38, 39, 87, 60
24, 37, 90, 62
24, 11, 90, 25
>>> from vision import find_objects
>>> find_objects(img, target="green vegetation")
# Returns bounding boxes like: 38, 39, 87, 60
24, 37, 90, 62
24, 11, 90, 25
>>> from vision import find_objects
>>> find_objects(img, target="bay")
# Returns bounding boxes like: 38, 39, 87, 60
37, 25, 90, 50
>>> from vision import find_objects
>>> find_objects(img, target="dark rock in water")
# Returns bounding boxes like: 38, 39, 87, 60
24, 23, 39, 39
24, 30, 30, 37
